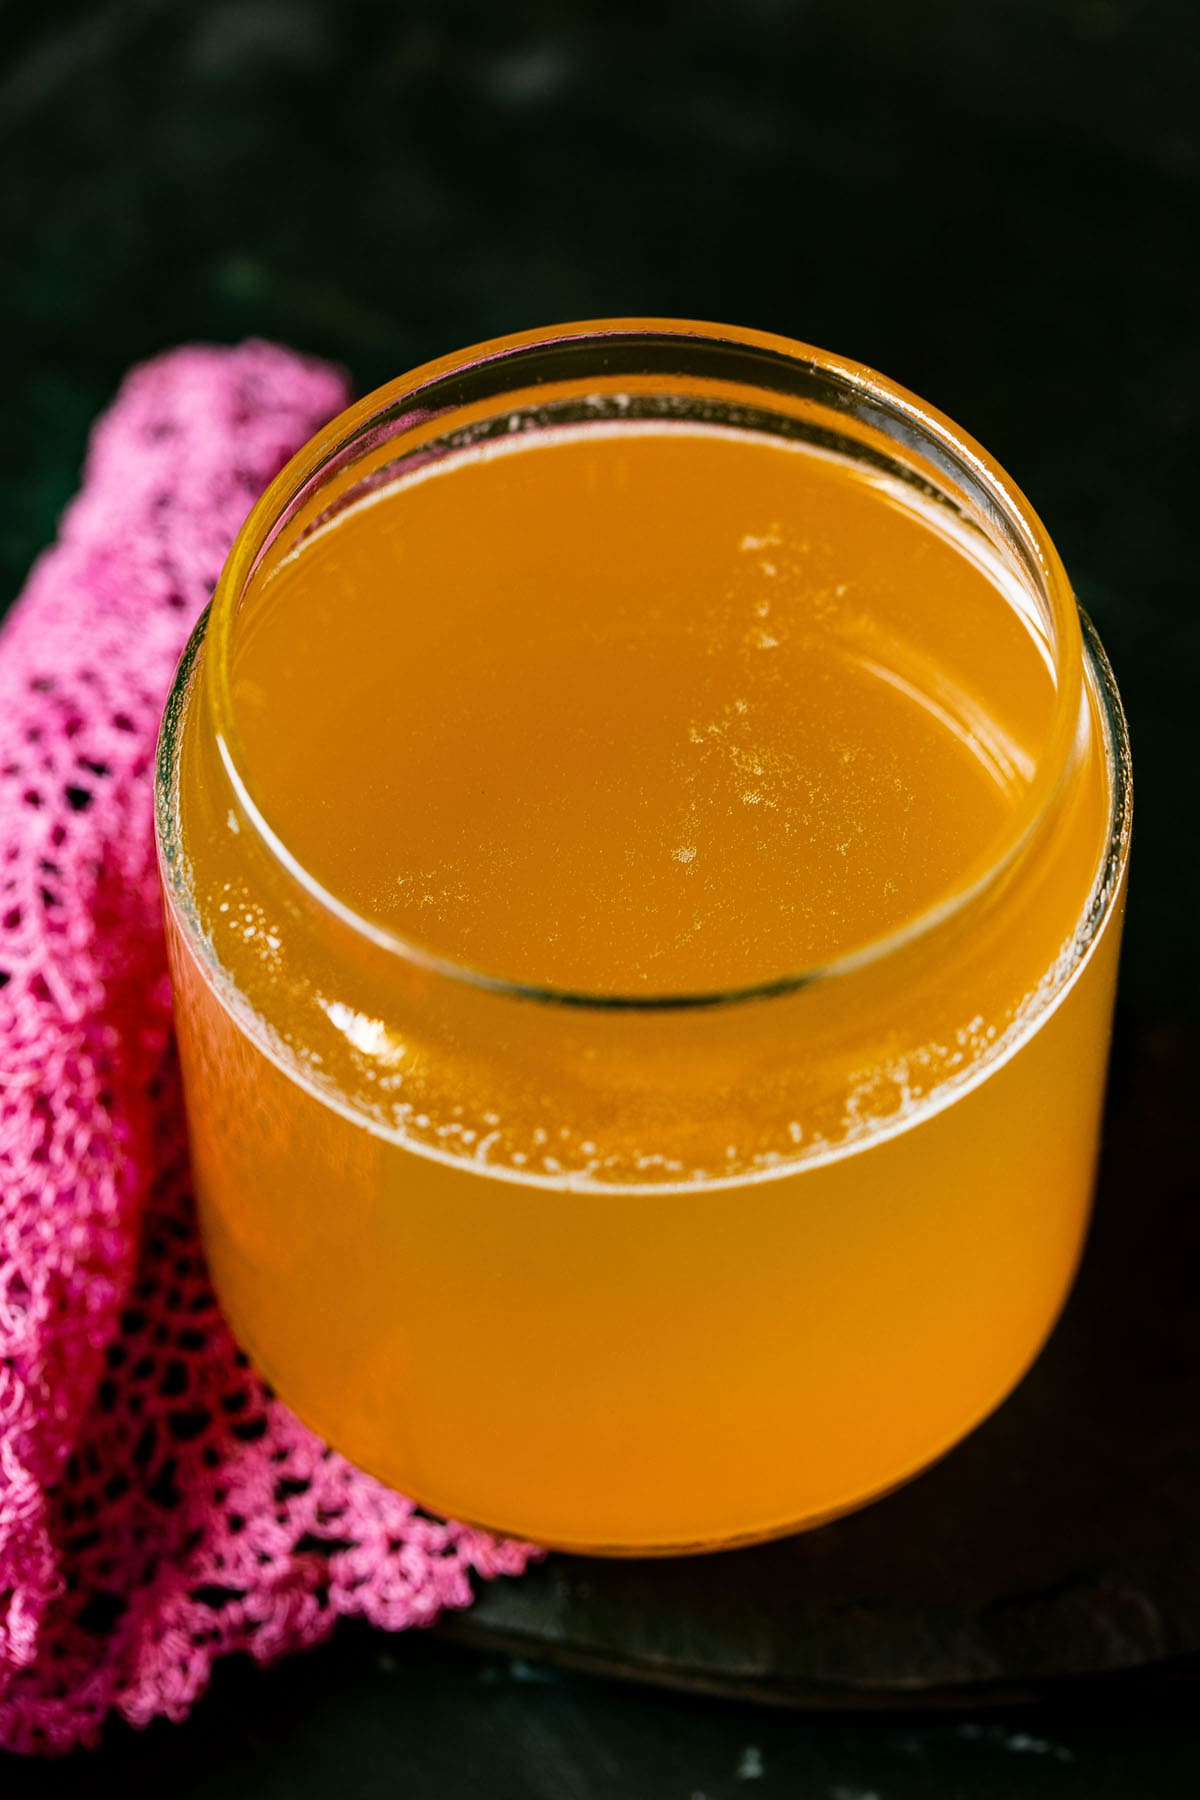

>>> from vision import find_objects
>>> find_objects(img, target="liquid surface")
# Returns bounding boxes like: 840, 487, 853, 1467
229, 426, 1054, 993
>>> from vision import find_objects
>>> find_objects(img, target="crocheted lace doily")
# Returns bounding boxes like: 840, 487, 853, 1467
0, 343, 534, 1755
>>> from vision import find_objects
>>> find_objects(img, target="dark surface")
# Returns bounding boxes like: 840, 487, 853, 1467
2, 0, 1198, 1789
5, 1632, 1200, 1800
8, 1633, 1200, 1800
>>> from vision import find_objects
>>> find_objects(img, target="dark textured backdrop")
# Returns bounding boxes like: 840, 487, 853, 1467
1, 1, 1197, 1792
2, 0, 1196, 1023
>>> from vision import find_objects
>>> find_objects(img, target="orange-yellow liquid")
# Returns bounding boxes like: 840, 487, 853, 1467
165, 423, 1122, 1550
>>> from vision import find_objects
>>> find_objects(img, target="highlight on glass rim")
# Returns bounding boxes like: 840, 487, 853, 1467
156, 318, 1132, 1554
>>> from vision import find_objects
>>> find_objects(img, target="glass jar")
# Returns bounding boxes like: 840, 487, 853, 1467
156, 320, 1131, 1553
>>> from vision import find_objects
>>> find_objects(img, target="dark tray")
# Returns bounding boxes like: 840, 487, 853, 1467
441, 1011, 1200, 1706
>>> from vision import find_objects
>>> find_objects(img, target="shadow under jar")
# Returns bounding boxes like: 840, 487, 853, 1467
156, 320, 1131, 1554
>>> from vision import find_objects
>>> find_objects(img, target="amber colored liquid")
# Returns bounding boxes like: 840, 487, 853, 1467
229, 429, 1050, 991
166, 424, 1121, 1550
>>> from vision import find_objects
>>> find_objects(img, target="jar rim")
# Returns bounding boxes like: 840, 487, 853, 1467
198, 317, 1113, 1011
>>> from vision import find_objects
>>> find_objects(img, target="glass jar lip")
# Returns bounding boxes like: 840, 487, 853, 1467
200, 316, 1109, 1012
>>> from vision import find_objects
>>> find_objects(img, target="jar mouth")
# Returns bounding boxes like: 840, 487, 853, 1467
196, 318, 1114, 1012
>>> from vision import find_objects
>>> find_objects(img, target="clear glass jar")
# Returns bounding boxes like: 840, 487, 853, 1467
156, 320, 1131, 1553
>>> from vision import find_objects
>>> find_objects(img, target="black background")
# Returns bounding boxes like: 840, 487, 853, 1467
1, 1, 1197, 1791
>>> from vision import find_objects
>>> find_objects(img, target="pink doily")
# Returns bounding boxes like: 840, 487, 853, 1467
0, 343, 535, 1756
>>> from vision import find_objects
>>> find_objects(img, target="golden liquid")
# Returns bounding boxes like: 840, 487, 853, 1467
229, 428, 1049, 991
165, 423, 1121, 1550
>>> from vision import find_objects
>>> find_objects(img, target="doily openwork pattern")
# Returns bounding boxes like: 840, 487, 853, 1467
0, 344, 534, 1755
